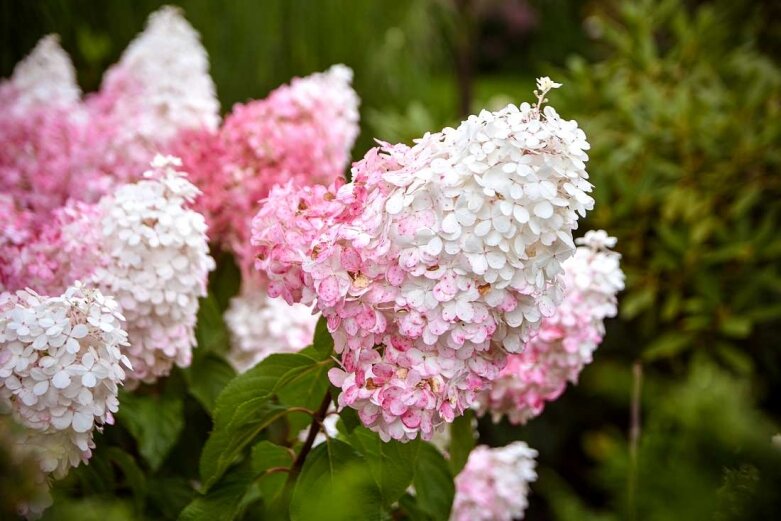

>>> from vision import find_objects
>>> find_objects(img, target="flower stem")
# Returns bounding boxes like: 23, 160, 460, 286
287, 391, 332, 483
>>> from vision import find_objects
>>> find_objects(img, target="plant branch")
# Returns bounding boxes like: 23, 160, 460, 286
287, 391, 332, 484
628, 361, 643, 521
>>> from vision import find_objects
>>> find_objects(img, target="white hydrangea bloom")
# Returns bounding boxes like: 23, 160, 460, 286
98, 5, 220, 140
382, 95, 594, 351
451, 442, 538, 521
89, 155, 215, 385
224, 290, 317, 373
0, 34, 81, 114
0, 283, 130, 479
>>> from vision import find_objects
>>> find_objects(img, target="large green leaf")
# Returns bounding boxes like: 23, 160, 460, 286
448, 411, 476, 475
346, 426, 420, 507
117, 388, 184, 472
312, 316, 334, 358
184, 353, 236, 414
411, 443, 454, 521
178, 467, 256, 521
195, 292, 229, 354
199, 353, 328, 490
290, 439, 384, 521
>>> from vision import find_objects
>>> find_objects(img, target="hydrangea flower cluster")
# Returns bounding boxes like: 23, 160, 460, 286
88, 156, 215, 385
0, 34, 81, 115
0, 6, 219, 228
170, 64, 360, 272
0, 35, 96, 219
253, 79, 594, 441
0, 283, 130, 479
85, 5, 220, 187
451, 442, 538, 521
223, 291, 317, 373
477, 230, 624, 424
168, 65, 359, 371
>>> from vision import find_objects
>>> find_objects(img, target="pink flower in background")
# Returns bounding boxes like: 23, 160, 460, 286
253, 82, 594, 441
477, 230, 624, 424
172, 64, 360, 276
451, 442, 538, 521
84, 5, 220, 189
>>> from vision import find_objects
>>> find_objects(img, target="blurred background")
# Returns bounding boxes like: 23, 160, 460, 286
2, 0, 780, 519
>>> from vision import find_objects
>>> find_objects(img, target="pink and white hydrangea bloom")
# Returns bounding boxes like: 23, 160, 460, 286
86, 5, 220, 187
170, 64, 360, 273
451, 442, 538, 521
477, 230, 624, 424
0, 283, 130, 479
168, 65, 359, 370
0, 34, 81, 115
88, 156, 215, 385
3, 156, 215, 386
224, 290, 317, 373
253, 80, 594, 441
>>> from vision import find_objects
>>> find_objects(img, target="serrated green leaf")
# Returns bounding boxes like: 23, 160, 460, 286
184, 353, 236, 414
250, 441, 293, 509
346, 426, 420, 507
117, 388, 184, 472
251, 441, 294, 475
178, 467, 256, 521
290, 439, 384, 521
199, 353, 324, 490
412, 443, 454, 521
642, 332, 692, 361
106, 447, 147, 513
312, 316, 334, 358
448, 411, 476, 475
195, 292, 229, 354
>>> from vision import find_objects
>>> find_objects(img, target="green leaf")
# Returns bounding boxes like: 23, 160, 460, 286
251, 441, 294, 507
312, 316, 334, 358
199, 353, 320, 490
117, 388, 184, 472
275, 353, 333, 435
290, 439, 384, 521
178, 467, 256, 521
195, 292, 229, 354
448, 411, 476, 475
346, 426, 421, 507
184, 353, 236, 414
251, 441, 294, 475
642, 332, 692, 361
106, 447, 147, 513
412, 443, 454, 521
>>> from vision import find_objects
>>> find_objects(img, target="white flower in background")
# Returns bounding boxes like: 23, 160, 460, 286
224, 290, 317, 373
89, 155, 215, 385
97, 5, 220, 138
451, 442, 538, 521
0, 283, 130, 479
88, 5, 220, 186
0, 34, 81, 114
477, 230, 624, 425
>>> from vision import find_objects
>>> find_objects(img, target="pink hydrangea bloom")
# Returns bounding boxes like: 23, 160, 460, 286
171, 64, 360, 276
0, 34, 81, 115
84, 5, 220, 188
477, 230, 624, 424
253, 81, 593, 441
451, 442, 538, 521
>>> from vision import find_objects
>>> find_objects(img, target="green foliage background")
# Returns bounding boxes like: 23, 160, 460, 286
1, 0, 780, 519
